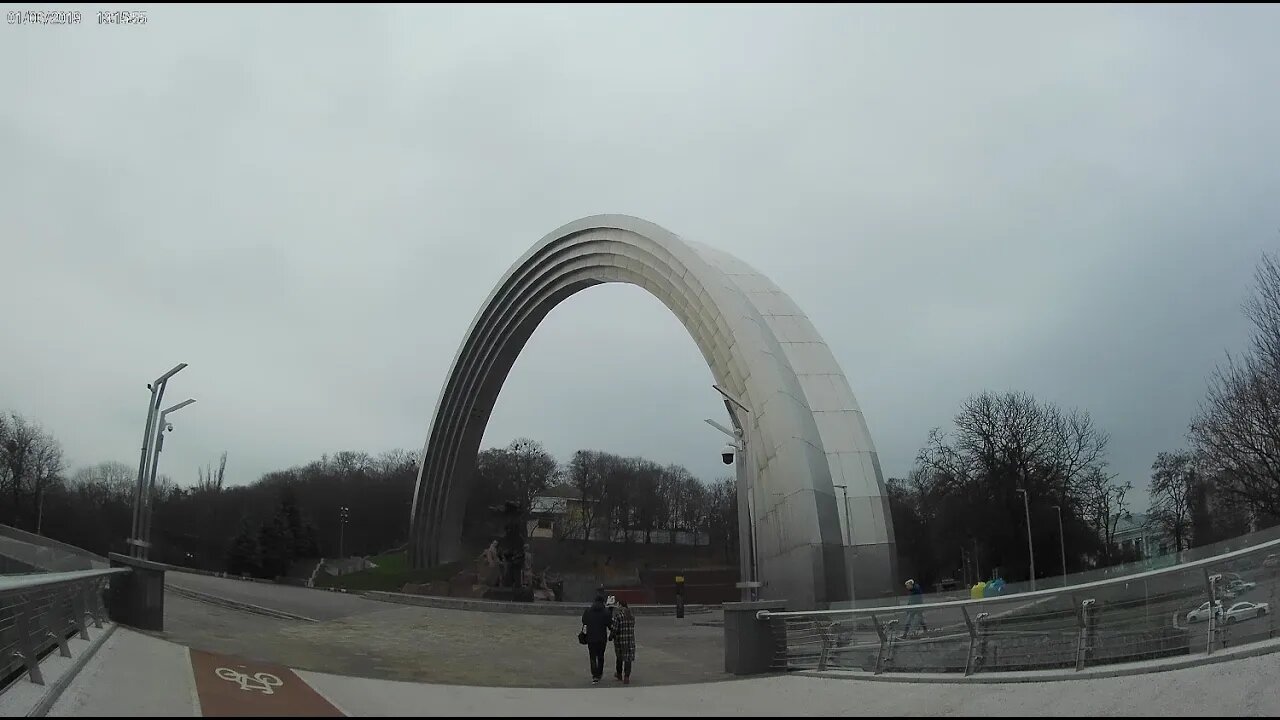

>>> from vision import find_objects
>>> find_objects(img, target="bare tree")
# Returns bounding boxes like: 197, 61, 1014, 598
1149, 450, 1197, 552
631, 458, 665, 544
662, 464, 698, 543
71, 461, 135, 496
1190, 352, 1280, 519
1048, 407, 1110, 499
705, 477, 738, 563
1188, 252, 1280, 522
1078, 467, 1131, 560
197, 452, 228, 493
330, 451, 374, 476
602, 457, 639, 544
374, 449, 416, 476
565, 450, 605, 546
505, 438, 559, 514
0, 412, 65, 529
1244, 252, 1280, 367
911, 391, 1116, 583
679, 474, 709, 546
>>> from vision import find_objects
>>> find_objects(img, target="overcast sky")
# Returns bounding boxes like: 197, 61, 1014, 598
3, 5, 1278, 512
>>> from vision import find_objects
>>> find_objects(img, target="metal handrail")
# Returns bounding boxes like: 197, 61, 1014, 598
0, 567, 125, 687
0, 568, 129, 597
758, 531, 1280, 676
758, 533, 1280, 620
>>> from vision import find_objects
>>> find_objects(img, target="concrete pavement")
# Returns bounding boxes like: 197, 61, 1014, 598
157, 591, 727, 687
165, 572, 388, 621
46, 626, 1280, 716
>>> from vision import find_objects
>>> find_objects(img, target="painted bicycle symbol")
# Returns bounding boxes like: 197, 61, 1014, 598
215, 666, 284, 695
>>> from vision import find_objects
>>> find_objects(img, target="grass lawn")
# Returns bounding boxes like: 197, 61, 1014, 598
313, 551, 463, 592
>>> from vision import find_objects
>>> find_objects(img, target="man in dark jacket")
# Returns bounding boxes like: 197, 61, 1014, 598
581, 593, 612, 683
901, 579, 927, 638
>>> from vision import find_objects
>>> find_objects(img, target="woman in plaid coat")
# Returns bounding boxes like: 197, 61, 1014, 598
610, 598, 637, 683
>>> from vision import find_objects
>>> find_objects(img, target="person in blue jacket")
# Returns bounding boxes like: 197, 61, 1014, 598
901, 579, 928, 638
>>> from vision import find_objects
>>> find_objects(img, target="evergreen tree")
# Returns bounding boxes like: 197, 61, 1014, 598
257, 511, 292, 579
225, 518, 261, 577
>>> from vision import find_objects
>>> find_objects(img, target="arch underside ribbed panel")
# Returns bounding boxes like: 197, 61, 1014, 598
410, 215, 897, 608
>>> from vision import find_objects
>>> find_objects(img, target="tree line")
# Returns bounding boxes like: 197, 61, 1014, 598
889, 390, 1134, 590
1148, 252, 1280, 551
0, 420, 738, 578
892, 251, 1280, 590
463, 439, 739, 563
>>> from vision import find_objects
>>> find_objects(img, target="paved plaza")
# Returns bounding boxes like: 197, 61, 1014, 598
0, 570, 1275, 716
161, 574, 727, 688
41, 625, 1280, 717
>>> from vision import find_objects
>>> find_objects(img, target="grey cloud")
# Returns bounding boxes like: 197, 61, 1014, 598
3, 4, 1279, 509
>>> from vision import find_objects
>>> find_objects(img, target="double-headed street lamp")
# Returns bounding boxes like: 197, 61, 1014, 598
1016, 488, 1036, 591
704, 384, 760, 602
1051, 504, 1067, 585
339, 506, 351, 559
130, 363, 190, 559
137, 398, 196, 556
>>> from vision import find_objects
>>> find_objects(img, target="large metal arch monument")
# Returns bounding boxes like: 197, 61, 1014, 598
410, 215, 897, 608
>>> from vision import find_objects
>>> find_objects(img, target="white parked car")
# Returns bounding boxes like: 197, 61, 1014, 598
1187, 600, 1224, 624
1228, 580, 1257, 594
1223, 601, 1269, 624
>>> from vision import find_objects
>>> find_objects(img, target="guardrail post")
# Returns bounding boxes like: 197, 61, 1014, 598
47, 588, 73, 658
46, 584, 72, 655
91, 578, 107, 628
962, 606, 987, 676
817, 620, 836, 671
12, 593, 46, 685
73, 583, 91, 640
975, 610, 992, 674
1076, 598, 1096, 671
876, 616, 898, 675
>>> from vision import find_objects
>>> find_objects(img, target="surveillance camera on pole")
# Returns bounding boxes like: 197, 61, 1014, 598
138, 397, 196, 558
130, 363, 188, 558
705, 385, 760, 602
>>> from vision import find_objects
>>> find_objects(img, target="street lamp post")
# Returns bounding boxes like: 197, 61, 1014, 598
339, 506, 350, 559
131, 363, 187, 558
138, 398, 196, 559
705, 384, 759, 602
1016, 488, 1036, 591
1052, 504, 1067, 586
833, 482, 857, 600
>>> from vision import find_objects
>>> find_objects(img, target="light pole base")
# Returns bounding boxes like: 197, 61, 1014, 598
723, 600, 787, 675
107, 552, 166, 632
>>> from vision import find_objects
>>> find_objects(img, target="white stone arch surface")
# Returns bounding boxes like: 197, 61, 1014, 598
410, 215, 896, 608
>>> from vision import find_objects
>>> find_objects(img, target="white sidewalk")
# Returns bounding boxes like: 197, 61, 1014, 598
47, 628, 201, 717
297, 660, 1280, 717
43, 627, 1280, 717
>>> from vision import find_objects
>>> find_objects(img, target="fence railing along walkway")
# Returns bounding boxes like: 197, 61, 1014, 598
760, 535, 1280, 676
0, 568, 127, 687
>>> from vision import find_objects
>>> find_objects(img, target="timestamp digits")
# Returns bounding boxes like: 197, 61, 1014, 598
98, 10, 147, 25
7, 10, 83, 25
